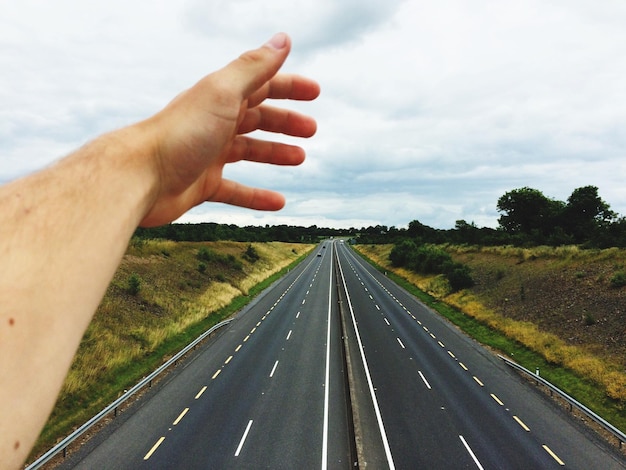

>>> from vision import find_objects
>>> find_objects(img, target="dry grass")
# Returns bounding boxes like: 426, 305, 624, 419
60, 241, 311, 397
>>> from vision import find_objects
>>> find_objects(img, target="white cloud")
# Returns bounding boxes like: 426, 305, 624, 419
3, 1, 626, 229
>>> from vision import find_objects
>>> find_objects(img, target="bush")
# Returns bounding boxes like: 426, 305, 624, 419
389, 241, 474, 292
197, 246, 242, 270
197, 246, 215, 262
389, 239, 417, 267
198, 262, 207, 274
446, 264, 475, 291
243, 244, 260, 262
610, 271, 626, 288
127, 273, 141, 296
583, 312, 596, 326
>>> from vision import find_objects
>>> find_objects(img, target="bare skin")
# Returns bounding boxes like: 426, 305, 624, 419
0, 32, 319, 468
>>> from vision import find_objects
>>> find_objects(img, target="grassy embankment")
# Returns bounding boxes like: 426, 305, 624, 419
32, 240, 314, 459
354, 244, 626, 434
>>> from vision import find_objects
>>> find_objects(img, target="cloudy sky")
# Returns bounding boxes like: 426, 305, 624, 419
3, 1, 626, 230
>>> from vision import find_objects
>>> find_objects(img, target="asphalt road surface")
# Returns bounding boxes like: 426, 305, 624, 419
58, 240, 626, 469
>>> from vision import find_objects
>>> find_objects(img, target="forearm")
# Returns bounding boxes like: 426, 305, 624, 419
0, 123, 157, 467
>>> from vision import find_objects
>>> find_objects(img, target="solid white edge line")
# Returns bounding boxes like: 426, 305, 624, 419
336, 244, 396, 470
459, 435, 485, 470
321, 241, 333, 470
235, 420, 253, 457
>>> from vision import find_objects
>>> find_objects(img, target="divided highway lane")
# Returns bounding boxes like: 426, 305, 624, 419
63, 243, 353, 469
335, 242, 626, 469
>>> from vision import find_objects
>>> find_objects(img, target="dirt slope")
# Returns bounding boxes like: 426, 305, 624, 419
449, 246, 626, 369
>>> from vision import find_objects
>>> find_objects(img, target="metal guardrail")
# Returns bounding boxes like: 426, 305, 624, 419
27, 319, 233, 469
498, 354, 626, 448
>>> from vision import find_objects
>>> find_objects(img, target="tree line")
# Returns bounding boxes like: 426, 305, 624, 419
360, 185, 626, 248
135, 185, 626, 249
134, 222, 355, 243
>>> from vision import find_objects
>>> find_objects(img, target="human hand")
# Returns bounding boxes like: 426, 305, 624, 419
139, 32, 320, 227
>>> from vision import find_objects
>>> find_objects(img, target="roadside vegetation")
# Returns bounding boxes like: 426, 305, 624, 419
33, 240, 314, 459
354, 243, 626, 433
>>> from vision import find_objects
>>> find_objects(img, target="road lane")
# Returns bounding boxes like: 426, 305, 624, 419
335, 241, 626, 469
63, 243, 352, 469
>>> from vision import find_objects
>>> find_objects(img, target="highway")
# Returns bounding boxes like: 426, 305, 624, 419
58, 240, 626, 469
335, 241, 625, 469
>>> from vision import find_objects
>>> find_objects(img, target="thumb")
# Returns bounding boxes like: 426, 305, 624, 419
221, 33, 292, 99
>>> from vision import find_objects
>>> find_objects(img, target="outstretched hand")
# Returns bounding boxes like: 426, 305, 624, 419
0, 33, 319, 469
140, 32, 320, 227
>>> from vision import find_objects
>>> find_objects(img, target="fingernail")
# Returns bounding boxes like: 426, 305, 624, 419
266, 32, 288, 50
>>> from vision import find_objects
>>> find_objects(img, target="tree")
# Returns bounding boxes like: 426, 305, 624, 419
497, 187, 564, 242
453, 220, 479, 244
563, 186, 615, 243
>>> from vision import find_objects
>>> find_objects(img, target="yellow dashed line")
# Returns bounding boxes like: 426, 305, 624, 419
459, 362, 468, 371
513, 416, 530, 432
212, 370, 221, 380
491, 393, 504, 406
195, 386, 207, 399
542, 445, 565, 465
225, 355, 233, 364
235, 344, 242, 352
473, 376, 484, 387
173, 408, 189, 426
144, 437, 165, 460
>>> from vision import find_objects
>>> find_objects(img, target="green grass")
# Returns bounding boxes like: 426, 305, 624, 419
353, 248, 626, 434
